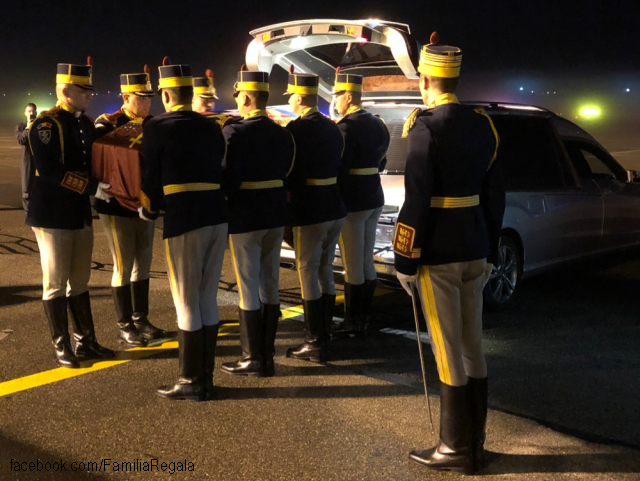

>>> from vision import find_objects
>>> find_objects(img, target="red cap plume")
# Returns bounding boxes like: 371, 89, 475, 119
240, 64, 248, 71
162, 56, 171, 66
289, 64, 294, 74
336, 66, 341, 74
206, 69, 214, 78
86, 56, 93, 66
143, 64, 150, 74
429, 31, 439, 44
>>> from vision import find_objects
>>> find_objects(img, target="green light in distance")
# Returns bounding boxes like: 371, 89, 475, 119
579, 106, 601, 119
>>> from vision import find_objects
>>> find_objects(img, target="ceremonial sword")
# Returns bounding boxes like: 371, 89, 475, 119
410, 281, 434, 433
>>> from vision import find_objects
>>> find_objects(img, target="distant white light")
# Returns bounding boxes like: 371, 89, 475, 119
547, 91, 549, 94
519, 87, 523, 91
626, 88, 631, 92
531, 90, 534, 93
28, 93, 31, 96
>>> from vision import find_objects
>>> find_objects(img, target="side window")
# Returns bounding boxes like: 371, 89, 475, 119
490, 116, 566, 190
563, 140, 623, 181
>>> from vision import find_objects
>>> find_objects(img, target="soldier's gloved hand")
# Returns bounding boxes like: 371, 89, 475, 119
396, 272, 418, 297
138, 206, 158, 222
95, 182, 112, 202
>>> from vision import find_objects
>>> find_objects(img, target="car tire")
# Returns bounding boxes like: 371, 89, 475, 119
483, 235, 522, 312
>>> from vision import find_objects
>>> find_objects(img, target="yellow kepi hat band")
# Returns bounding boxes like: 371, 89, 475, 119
194, 86, 212, 95
56, 74, 92, 85
236, 81, 269, 92
286, 85, 319, 95
418, 32, 462, 79
158, 76, 193, 89
121, 83, 153, 93
334, 82, 362, 92
418, 64, 461, 78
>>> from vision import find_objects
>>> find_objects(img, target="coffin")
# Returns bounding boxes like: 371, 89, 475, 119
91, 120, 144, 211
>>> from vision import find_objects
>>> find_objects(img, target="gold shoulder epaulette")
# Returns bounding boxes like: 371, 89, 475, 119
402, 108, 422, 139
473, 107, 487, 115
97, 110, 124, 125
37, 106, 60, 120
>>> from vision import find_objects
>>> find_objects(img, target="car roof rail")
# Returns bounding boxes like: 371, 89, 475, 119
461, 101, 552, 113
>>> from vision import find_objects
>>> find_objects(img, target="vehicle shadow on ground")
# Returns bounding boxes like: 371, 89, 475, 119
0, 431, 110, 480
483, 450, 640, 474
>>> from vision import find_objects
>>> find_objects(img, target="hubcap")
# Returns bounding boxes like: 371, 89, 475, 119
489, 245, 519, 304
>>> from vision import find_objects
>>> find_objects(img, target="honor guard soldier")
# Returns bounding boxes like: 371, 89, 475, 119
140, 57, 228, 401
332, 69, 390, 336
283, 69, 346, 363
94, 66, 169, 347
192, 69, 218, 114
27, 58, 114, 368
220, 68, 295, 377
393, 33, 504, 474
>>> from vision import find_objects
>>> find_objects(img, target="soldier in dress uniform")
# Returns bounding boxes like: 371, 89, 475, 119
332, 70, 390, 336
393, 33, 504, 473
139, 57, 228, 401
94, 66, 169, 347
27, 58, 114, 368
220, 69, 295, 377
192, 69, 218, 114
283, 70, 346, 363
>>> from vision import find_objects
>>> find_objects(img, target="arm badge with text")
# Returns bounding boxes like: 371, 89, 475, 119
393, 222, 422, 259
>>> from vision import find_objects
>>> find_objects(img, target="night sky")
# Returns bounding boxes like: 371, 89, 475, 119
0, 0, 637, 124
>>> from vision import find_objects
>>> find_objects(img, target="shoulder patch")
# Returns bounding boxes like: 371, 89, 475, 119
402, 108, 423, 139
38, 129, 52, 144
393, 222, 422, 259
37, 122, 52, 129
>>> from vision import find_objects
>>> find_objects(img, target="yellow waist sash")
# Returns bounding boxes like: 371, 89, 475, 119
349, 167, 379, 175
306, 177, 337, 186
163, 183, 220, 195
430, 195, 480, 208
240, 180, 284, 190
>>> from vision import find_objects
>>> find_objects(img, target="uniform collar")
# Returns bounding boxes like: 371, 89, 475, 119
243, 109, 268, 120
299, 106, 319, 118
344, 104, 363, 117
56, 101, 83, 118
427, 93, 459, 109
170, 104, 192, 112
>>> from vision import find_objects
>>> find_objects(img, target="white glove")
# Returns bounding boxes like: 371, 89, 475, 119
396, 272, 418, 297
138, 206, 155, 222
95, 182, 112, 202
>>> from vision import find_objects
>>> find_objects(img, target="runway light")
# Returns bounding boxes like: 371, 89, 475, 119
519, 87, 523, 91
531, 90, 534, 93
579, 106, 601, 119
626, 88, 631, 92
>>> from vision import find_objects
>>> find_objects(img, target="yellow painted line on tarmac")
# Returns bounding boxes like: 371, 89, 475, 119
0, 323, 238, 398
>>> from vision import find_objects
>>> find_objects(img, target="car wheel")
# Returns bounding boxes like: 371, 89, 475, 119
483, 235, 522, 312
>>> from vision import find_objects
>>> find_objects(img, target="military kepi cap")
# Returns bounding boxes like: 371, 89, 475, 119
120, 65, 155, 96
233, 66, 269, 97
157, 56, 192, 90
285, 66, 319, 95
56, 56, 94, 90
418, 32, 462, 78
193, 69, 218, 99
332, 67, 362, 94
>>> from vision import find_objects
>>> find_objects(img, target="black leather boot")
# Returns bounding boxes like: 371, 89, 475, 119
286, 298, 327, 363
322, 294, 336, 337
221, 308, 264, 377
362, 278, 377, 325
333, 282, 365, 337
203, 324, 219, 400
112, 286, 146, 347
409, 383, 474, 474
131, 279, 170, 341
157, 329, 206, 401
262, 303, 280, 377
469, 377, 488, 470
43, 297, 80, 368
68, 291, 115, 360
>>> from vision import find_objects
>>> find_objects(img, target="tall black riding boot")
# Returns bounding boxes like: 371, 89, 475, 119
362, 278, 377, 326
131, 279, 170, 341
203, 324, 219, 400
221, 308, 264, 377
333, 282, 365, 337
409, 383, 474, 474
43, 297, 79, 368
468, 377, 489, 470
262, 303, 280, 377
112, 286, 146, 347
287, 298, 327, 363
68, 291, 115, 360
322, 293, 336, 337
157, 329, 206, 401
